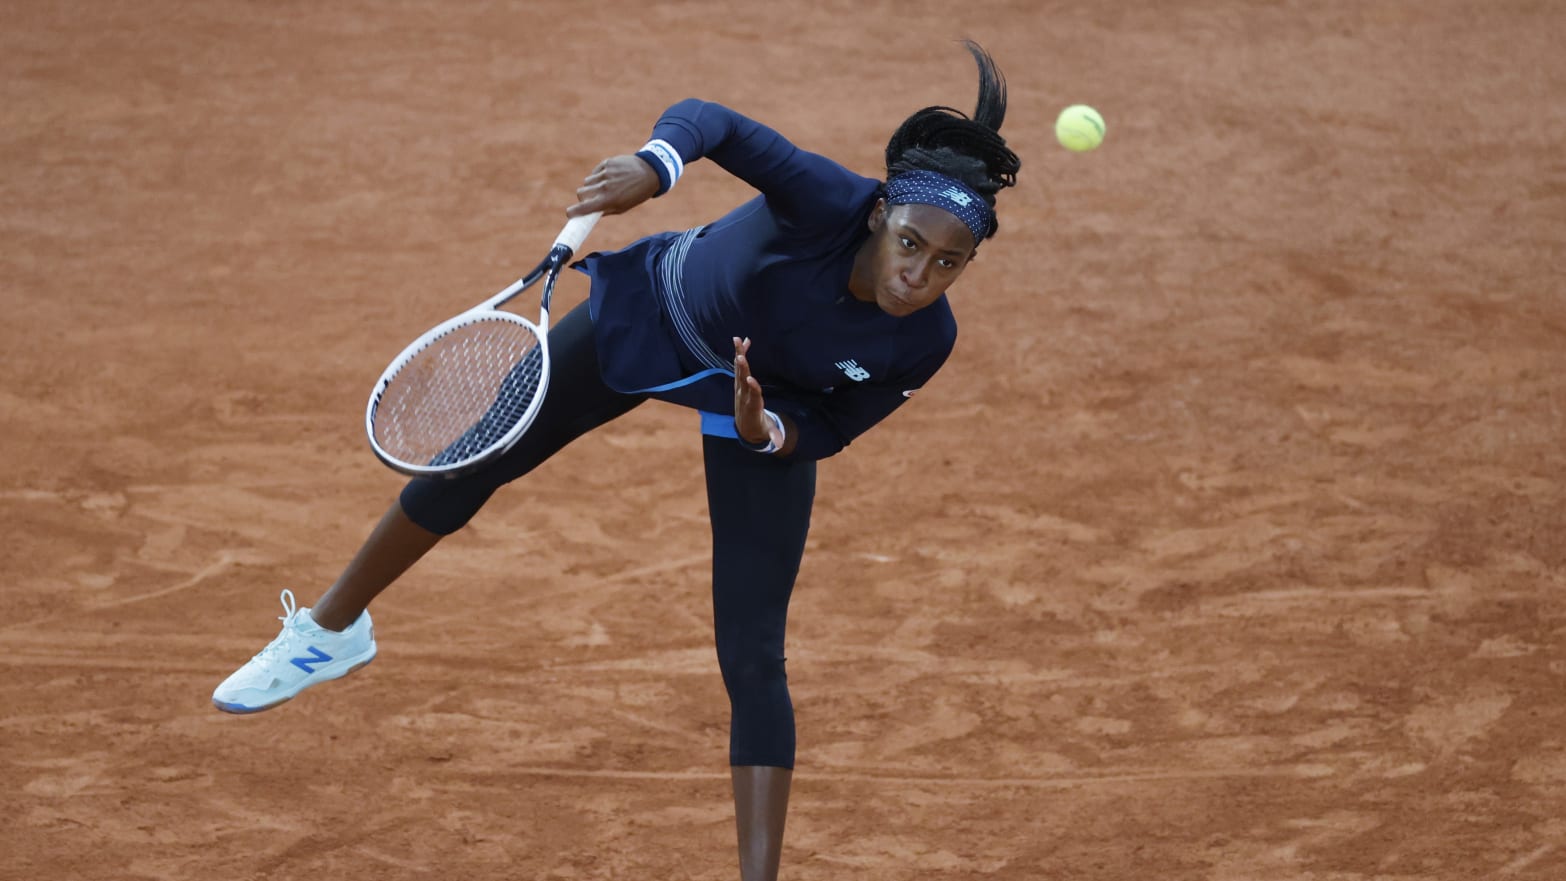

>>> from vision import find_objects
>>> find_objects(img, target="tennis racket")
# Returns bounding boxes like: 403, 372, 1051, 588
365, 211, 602, 478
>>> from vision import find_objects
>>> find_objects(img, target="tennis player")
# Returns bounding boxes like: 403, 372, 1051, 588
214, 40, 1020, 881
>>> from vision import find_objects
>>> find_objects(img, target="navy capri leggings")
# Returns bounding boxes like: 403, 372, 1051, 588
400, 300, 814, 769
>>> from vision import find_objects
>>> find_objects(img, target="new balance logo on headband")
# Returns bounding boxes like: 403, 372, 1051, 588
836, 360, 870, 382
940, 187, 973, 207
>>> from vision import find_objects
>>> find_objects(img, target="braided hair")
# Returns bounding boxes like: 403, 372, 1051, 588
884, 41, 1021, 240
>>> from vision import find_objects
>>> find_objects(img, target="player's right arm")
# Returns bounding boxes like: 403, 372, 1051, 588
568, 154, 660, 217
567, 100, 870, 227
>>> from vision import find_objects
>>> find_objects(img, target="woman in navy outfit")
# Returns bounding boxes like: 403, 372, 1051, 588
214, 40, 1021, 881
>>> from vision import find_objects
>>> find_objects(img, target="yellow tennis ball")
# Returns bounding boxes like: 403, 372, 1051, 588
1055, 104, 1106, 152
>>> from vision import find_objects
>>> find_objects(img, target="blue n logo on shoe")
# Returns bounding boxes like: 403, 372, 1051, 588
291, 646, 333, 674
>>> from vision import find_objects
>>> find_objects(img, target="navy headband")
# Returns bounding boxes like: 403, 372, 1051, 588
883, 170, 995, 244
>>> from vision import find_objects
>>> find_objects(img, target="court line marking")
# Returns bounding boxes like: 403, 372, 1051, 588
0, 639, 1229, 694
0, 653, 212, 674
1499, 844, 1554, 875
394, 552, 714, 629
0, 554, 711, 680
1, 551, 240, 634
460, 765, 1299, 789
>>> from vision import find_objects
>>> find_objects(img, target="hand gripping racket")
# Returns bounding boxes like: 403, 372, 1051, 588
366, 212, 601, 478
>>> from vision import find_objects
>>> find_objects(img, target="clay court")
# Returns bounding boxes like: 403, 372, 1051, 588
4, 2, 1564, 879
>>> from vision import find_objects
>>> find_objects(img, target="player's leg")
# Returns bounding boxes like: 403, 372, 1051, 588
703, 435, 816, 881
214, 300, 644, 713
323, 297, 647, 624
732, 765, 793, 881
308, 501, 440, 632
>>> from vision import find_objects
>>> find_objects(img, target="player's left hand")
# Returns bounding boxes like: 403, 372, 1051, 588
732, 337, 770, 445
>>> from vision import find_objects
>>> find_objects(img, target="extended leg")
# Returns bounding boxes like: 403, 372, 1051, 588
214, 301, 643, 712
310, 500, 440, 631
314, 300, 643, 630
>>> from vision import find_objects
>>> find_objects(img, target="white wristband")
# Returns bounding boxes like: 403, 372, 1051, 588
763, 409, 785, 452
640, 138, 684, 190
738, 409, 786, 454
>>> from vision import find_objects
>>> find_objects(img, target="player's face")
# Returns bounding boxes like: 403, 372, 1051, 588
849, 200, 977, 317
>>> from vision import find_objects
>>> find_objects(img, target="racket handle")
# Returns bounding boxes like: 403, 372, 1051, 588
555, 212, 602, 257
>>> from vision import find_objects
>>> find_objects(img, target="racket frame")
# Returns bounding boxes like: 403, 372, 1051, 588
365, 212, 601, 478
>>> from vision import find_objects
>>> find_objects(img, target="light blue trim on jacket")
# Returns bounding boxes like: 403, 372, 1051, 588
699, 410, 740, 438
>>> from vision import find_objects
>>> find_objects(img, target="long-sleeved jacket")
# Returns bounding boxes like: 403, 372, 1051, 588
575, 100, 957, 460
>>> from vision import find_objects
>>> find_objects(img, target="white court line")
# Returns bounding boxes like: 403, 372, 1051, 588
1499, 844, 1555, 876
396, 552, 713, 630
0, 652, 210, 674
462, 764, 1297, 789
0, 552, 712, 677
0, 551, 239, 635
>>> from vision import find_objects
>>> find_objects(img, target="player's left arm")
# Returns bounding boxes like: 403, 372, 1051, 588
733, 336, 798, 456
775, 379, 934, 460
733, 338, 954, 461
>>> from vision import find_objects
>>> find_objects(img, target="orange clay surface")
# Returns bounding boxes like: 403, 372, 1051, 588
4, 3, 1565, 879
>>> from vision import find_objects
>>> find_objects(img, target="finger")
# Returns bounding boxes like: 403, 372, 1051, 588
568, 198, 605, 218
571, 184, 620, 217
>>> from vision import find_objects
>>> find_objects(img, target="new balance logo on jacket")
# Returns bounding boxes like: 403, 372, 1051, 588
835, 359, 870, 382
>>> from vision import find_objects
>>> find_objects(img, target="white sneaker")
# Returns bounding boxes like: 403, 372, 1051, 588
212, 589, 376, 714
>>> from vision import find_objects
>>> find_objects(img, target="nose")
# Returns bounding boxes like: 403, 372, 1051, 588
900, 258, 930, 289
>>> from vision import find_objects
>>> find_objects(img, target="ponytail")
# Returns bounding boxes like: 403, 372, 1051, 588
884, 41, 1021, 238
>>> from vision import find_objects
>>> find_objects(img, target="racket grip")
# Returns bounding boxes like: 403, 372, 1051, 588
555, 212, 602, 256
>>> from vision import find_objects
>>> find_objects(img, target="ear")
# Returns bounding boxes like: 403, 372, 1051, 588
867, 198, 888, 232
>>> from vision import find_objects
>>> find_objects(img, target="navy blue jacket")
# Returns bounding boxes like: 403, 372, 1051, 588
576, 100, 958, 460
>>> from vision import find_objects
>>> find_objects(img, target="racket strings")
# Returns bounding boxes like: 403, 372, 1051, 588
372, 317, 546, 468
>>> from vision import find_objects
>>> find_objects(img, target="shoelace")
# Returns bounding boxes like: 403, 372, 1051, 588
248, 589, 306, 663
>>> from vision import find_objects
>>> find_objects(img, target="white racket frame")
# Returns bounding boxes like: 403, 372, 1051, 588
366, 212, 601, 478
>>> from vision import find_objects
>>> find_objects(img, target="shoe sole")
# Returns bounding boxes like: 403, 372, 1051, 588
211, 651, 377, 715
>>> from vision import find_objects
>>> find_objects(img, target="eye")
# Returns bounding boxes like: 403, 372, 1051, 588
899, 236, 916, 250
936, 257, 956, 269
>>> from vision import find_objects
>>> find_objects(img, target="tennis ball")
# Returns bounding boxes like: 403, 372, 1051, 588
1055, 104, 1106, 152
